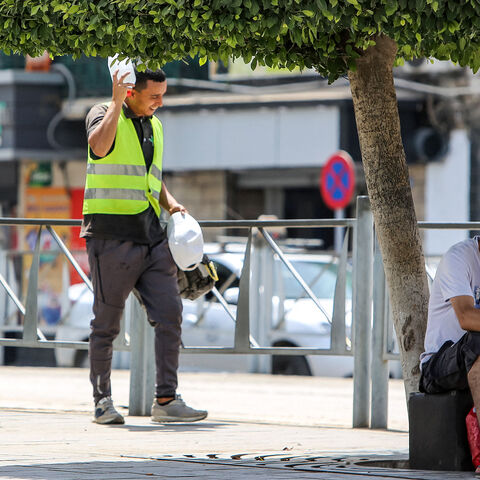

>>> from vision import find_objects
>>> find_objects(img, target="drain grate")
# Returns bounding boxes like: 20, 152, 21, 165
122, 453, 473, 478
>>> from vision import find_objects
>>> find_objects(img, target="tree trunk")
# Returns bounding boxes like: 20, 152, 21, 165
348, 35, 429, 398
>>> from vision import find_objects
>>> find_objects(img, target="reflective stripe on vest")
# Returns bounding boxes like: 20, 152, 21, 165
148, 164, 163, 204
83, 107, 163, 216
84, 188, 146, 201
86, 163, 146, 177
150, 164, 162, 184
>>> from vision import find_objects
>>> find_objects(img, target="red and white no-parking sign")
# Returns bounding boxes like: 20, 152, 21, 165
320, 151, 356, 210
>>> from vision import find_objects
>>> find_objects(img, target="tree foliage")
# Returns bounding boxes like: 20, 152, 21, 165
1, 0, 480, 82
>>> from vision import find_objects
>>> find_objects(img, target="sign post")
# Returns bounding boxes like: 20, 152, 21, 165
320, 151, 356, 251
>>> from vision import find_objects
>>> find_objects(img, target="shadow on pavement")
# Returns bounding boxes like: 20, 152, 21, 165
0, 457, 475, 480
123, 421, 232, 432
0, 459, 315, 479
0, 460, 202, 479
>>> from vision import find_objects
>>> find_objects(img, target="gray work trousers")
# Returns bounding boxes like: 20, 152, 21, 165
86, 237, 183, 403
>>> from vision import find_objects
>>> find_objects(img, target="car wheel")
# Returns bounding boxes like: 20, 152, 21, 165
73, 350, 89, 368
272, 354, 312, 376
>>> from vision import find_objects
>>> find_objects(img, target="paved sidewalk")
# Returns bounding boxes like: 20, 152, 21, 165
0, 367, 474, 479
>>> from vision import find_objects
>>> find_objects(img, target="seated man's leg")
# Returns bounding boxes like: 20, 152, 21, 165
421, 332, 480, 394
466, 338, 480, 424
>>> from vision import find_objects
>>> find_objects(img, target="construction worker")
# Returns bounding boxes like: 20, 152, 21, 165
81, 67, 207, 424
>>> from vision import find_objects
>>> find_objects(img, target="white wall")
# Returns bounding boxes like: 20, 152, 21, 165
159, 105, 340, 171
424, 129, 470, 255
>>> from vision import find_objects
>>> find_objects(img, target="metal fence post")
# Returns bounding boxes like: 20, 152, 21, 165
113, 311, 127, 351
235, 230, 253, 353
128, 294, 155, 416
23, 226, 42, 342
370, 235, 389, 429
248, 232, 261, 372
352, 196, 373, 428
331, 229, 349, 354
0, 249, 5, 364
255, 234, 274, 374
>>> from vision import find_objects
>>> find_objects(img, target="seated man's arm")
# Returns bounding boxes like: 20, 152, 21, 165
451, 295, 480, 332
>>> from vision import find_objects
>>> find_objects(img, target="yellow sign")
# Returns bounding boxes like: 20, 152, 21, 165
23, 187, 71, 326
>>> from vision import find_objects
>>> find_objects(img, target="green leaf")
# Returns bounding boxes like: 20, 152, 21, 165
117, 24, 126, 32
302, 10, 315, 17
321, 9, 334, 20
472, 52, 480, 73
448, 22, 458, 33
385, 0, 398, 16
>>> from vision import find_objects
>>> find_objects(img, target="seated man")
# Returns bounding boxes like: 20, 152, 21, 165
420, 235, 480, 469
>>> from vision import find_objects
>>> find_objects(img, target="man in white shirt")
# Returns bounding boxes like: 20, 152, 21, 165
420, 236, 480, 463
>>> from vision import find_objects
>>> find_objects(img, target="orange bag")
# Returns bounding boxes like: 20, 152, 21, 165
466, 407, 480, 468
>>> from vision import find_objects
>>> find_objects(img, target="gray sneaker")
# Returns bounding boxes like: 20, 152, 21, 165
94, 396, 125, 424
151, 395, 207, 423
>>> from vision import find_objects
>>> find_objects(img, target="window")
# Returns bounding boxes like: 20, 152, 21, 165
280, 260, 352, 300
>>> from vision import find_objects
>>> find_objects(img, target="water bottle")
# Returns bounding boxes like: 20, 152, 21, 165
107, 54, 136, 86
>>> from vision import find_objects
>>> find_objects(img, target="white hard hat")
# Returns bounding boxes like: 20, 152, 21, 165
107, 54, 136, 85
167, 212, 204, 271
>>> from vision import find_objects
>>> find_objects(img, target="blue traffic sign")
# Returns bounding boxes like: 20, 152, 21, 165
320, 151, 355, 210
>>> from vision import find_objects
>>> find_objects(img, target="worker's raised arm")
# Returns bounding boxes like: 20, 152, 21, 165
88, 70, 135, 158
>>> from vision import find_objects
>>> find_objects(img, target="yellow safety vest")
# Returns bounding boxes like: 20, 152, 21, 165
83, 108, 163, 216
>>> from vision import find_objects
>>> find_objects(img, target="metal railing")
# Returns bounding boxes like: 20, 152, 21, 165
0, 196, 375, 425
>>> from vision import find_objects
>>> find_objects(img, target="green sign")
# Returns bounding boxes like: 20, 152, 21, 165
29, 163, 52, 187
